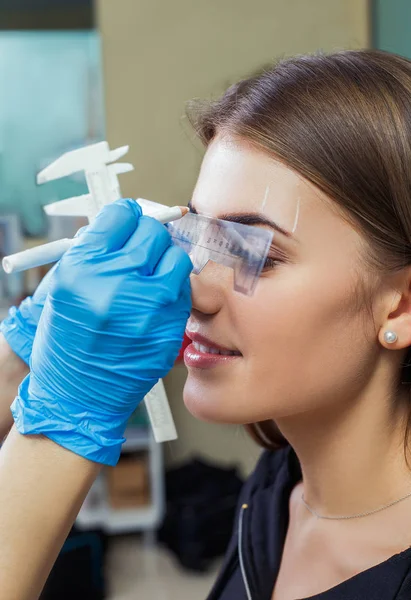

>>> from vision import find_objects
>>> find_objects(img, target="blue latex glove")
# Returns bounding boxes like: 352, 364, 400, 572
12, 199, 192, 465
0, 267, 55, 365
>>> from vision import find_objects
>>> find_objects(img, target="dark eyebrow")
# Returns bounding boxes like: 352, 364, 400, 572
187, 201, 292, 238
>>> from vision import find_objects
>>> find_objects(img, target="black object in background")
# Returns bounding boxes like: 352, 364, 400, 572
0, 0, 94, 30
40, 527, 107, 600
159, 457, 244, 572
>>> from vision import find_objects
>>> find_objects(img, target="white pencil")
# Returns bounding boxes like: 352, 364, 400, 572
2, 205, 189, 274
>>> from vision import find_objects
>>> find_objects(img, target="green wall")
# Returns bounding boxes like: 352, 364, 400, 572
374, 0, 411, 57
0, 31, 104, 235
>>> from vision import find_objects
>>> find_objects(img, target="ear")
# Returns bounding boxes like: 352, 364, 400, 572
379, 270, 411, 350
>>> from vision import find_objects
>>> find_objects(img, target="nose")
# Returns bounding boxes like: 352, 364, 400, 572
190, 261, 231, 316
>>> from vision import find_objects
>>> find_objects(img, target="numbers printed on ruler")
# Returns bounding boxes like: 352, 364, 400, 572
167, 212, 274, 296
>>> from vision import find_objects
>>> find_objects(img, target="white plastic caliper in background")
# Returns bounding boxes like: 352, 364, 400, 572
39, 140, 133, 220
4, 141, 178, 444
3, 141, 134, 273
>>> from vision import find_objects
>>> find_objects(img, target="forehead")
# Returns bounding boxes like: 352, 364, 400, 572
192, 135, 311, 233
191, 135, 364, 258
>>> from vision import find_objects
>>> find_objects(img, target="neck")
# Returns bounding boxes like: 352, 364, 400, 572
276, 384, 411, 518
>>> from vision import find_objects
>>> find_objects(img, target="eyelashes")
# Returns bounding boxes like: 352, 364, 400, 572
263, 256, 284, 270
262, 248, 289, 270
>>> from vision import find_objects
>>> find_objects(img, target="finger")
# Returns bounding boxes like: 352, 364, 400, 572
74, 199, 142, 255
154, 245, 193, 292
74, 225, 89, 238
32, 264, 57, 305
123, 216, 172, 276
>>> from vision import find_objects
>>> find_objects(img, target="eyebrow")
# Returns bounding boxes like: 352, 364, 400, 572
187, 201, 292, 238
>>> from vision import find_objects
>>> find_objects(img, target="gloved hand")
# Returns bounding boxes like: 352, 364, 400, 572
12, 199, 192, 465
0, 267, 55, 365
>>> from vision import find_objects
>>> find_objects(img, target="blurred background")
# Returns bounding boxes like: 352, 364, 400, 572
0, 0, 404, 598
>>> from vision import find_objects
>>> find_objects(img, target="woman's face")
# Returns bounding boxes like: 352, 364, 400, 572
183, 135, 381, 424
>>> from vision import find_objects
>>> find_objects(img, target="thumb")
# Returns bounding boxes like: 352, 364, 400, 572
73, 199, 142, 255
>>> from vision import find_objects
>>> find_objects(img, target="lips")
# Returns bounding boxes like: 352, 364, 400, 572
184, 331, 242, 369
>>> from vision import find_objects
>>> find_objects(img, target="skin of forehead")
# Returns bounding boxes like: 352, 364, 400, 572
191, 136, 304, 234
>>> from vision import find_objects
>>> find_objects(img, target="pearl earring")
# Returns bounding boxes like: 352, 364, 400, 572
384, 331, 398, 344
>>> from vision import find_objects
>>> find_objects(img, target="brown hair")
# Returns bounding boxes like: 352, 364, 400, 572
187, 50, 411, 450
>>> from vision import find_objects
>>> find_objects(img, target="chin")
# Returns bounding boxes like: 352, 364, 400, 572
183, 376, 253, 424
183, 382, 228, 422
183, 372, 308, 425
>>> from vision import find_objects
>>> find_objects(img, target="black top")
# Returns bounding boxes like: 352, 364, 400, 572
206, 446, 411, 600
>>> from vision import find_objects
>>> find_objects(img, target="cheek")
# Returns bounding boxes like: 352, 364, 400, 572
246, 271, 376, 409
184, 267, 377, 424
